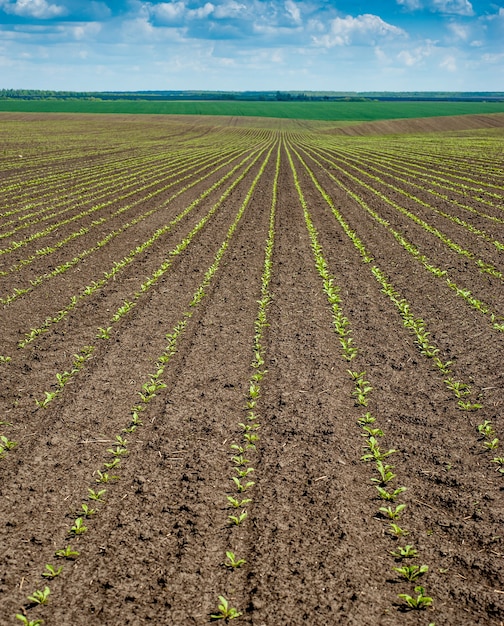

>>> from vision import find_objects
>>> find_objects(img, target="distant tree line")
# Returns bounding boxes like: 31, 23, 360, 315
0, 89, 503, 102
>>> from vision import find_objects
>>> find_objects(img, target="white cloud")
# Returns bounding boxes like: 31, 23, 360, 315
432, 0, 473, 16
397, 0, 423, 9
313, 13, 406, 48
481, 52, 504, 63
213, 1, 245, 19
152, 2, 187, 21
447, 21, 469, 40
440, 54, 457, 70
285, 0, 301, 25
397, 41, 435, 65
0, 0, 66, 18
397, 0, 473, 15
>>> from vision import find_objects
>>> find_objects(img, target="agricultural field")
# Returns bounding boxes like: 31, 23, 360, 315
2, 99, 504, 121
0, 111, 504, 625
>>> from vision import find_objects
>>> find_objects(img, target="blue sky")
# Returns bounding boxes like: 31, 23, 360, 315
0, 0, 502, 91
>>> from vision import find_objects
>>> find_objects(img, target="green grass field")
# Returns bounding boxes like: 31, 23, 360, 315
2, 99, 504, 120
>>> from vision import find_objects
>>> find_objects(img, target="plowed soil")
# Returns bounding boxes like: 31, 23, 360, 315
1, 112, 503, 626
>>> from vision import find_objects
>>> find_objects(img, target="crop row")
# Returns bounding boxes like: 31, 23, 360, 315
12, 140, 275, 626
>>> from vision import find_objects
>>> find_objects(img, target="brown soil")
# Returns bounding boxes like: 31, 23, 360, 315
0, 113, 503, 626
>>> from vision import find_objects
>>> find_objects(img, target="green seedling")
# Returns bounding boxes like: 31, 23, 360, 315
232, 455, 250, 466
380, 504, 406, 520
398, 586, 433, 610
95, 470, 119, 483
54, 546, 79, 559
107, 446, 128, 457
243, 432, 259, 444
226, 496, 252, 508
477, 420, 495, 438
42, 564, 63, 579
210, 596, 242, 621
232, 477, 254, 492
357, 413, 376, 425
70, 517, 87, 535
35, 391, 57, 408
362, 426, 384, 438
483, 438, 499, 451
248, 383, 260, 399
228, 511, 248, 525
491, 457, 504, 466
80, 503, 96, 517
341, 337, 357, 361
393, 564, 428, 581
131, 412, 143, 426
347, 370, 366, 380
15, 616, 43, 626
390, 545, 418, 559
458, 400, 483, 411
88, 488, 106, 502
27, 587, 50, 605
122, 425, 137, 434
433, 357, 452, 375
444, 378, 471, 398
234, 467, 254, 478
376, 486, 406, 501
103, 458, 121, 470
0, 435, 16, 450
224, 551, 246, 568
389, 523, 408, 538
371, 461, 396, 485
96, 326, 112, 339
115, 435, 128, 446
238, 422, 259, 432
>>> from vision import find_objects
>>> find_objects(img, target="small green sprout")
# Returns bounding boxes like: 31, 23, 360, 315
35, 391, 57, 408
371, 461, 396, 485
226, 496, 252, 508
376, 486, 406, 501
362, 426, 384, 438
232, 455, 250, 466
80, 503, 96, 517
477, 420, 495, 438
15, 616, 43, 626
106, 446, 128, 457
96, 327, 112, 339
95, 470, 119, 483
0, 435, 16, 450
224, 551, 246, 568
390, 545, 418, 559
458, 400, 483, 411
88, 488, 106, 501
398, 586, 433, 610
357, 412, 376, 425
483, 438, 499, 451
388, 523, 408, 538
393, 564, 428, 582
232, 477, 254, 492
27, 586, 51, 605
210, 596, 242, 621
491, 457, 504, 466
54, 546, 79, 559
70, 517, 87, 535
228, 511, 248, 525
42, 564, 63, 579
103, 458, 121, 470
234, 467, 254, 478
248, 383, 260, 399
379, 504, 406, 520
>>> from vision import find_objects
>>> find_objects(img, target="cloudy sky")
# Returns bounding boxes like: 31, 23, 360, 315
0, 0, 503, 91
